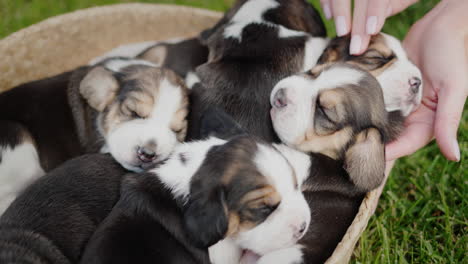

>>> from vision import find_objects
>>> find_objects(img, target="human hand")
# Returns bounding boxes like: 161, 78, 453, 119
320, 0, 418, 55
386, 0, 468, 162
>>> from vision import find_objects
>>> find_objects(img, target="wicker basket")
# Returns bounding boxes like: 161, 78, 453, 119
0, 4, 394, 263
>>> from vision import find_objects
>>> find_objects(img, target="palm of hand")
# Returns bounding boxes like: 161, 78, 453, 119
386, 13, 468, 161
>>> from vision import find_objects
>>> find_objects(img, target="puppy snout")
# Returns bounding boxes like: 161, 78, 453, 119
137, 145, 157, 163
409, 77, 421, 94
272, 88, 287, 108
293, 221, 308, 239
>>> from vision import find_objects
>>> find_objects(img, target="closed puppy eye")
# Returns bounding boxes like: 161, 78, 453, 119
257, 203, 279, 217
363, 49, 385, 59
172, 127, 184, 133
316, 100, 336, 125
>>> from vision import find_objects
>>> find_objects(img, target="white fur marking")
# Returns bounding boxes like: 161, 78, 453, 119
152, 137, 226, 200
223, 0, 305, 41
185, 71, 201, 89
302, 37, 330, 71
0, 143, 44, 215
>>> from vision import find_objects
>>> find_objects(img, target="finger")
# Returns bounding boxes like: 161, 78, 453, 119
331, 0, 351, 36
366, 0, 390, 35
385, 106, 435, 161
350, 0, 371, 55
433, 79, 468, 161
320, 0, 332, 20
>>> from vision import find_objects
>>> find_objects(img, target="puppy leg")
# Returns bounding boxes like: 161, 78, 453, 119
0, 121, 44, 215
256, 246, 304, 264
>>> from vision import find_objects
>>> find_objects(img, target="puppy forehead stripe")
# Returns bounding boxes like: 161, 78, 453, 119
381, 33, 407, 60
223, 0, 305, 41
104, 59, 157, 72
312, 66, 365, 92
150, 78, 184, 124
254, 144, 297, 191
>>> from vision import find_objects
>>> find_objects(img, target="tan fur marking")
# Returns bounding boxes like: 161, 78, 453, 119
226, 212, 240, 236
298, 126, 353, 159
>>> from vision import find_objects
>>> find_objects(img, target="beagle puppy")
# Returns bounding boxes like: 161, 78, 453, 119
313, 33, 423, 117
89, 37, 209, 88
268, 64, 407, 263
80, 134, 311, 264
187, 0, 327, 142
0, 154, 128, 264
0, 58, 188, 214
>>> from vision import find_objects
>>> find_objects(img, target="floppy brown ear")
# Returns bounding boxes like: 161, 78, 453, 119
183, 145, 229, 248
79, 66, 118, 112
343, 128, 385, 192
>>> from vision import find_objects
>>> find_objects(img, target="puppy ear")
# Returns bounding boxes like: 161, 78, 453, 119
316, 36, 350, 65
343, 128, 385, 192
137, 44, 167, 65
184, 185, 228, 248
79, 66, 118, 112
200, 107, 247, 140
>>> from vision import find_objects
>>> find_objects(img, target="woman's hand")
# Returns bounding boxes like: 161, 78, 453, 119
320, 0, 418, 54
386, 0, 468, 161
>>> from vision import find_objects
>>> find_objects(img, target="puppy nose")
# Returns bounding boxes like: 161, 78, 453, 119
294, 222, 307, 239
272, 88, 287, 108
137, 146, 157, 163
409, 77, 421, 94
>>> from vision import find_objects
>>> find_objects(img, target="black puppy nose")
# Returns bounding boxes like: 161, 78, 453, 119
409, 77, 421, 94
137, 146, 157, 163
272, 88, 287, 108
298, 222, 307, 234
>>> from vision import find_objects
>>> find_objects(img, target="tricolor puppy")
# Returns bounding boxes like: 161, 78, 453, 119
314, 33, 423, 117
188, 0, 327, 142
0, 58, 188, 214
89, 37, 208, 88
80, 135, 310, 264
269, 64, 406, 263
0, 154, 128, 264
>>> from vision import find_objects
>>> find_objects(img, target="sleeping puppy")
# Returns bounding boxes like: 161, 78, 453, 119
80, 134, 311, 264
0, 58, 188, 214
89, 37, 209, 87
313, 33, 423, 117
0, 154, 128, 264
187, 0, 328, 142
268, 64, 406, 263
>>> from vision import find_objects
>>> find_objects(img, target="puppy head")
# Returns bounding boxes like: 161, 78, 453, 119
183, 136, 310, 255
79, 58, 189, 172
316, 33, 422, 117
270, 64, 390, 191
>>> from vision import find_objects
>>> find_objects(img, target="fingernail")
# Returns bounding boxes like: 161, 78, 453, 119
452, 139, 460, 161
335, 16, 348, 36
350, 35, 362, 55
323, 4, 332, 19
366, 16, 377, 35
386, 5, 392, 16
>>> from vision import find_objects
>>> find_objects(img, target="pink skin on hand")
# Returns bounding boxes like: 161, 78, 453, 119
386, 0, 468, 162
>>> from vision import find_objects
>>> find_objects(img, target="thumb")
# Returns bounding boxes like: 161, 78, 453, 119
433, 80, 467, 161
385, 106, 435, 161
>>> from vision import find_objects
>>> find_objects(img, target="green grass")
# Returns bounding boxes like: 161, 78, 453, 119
1, 0, 466, 263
